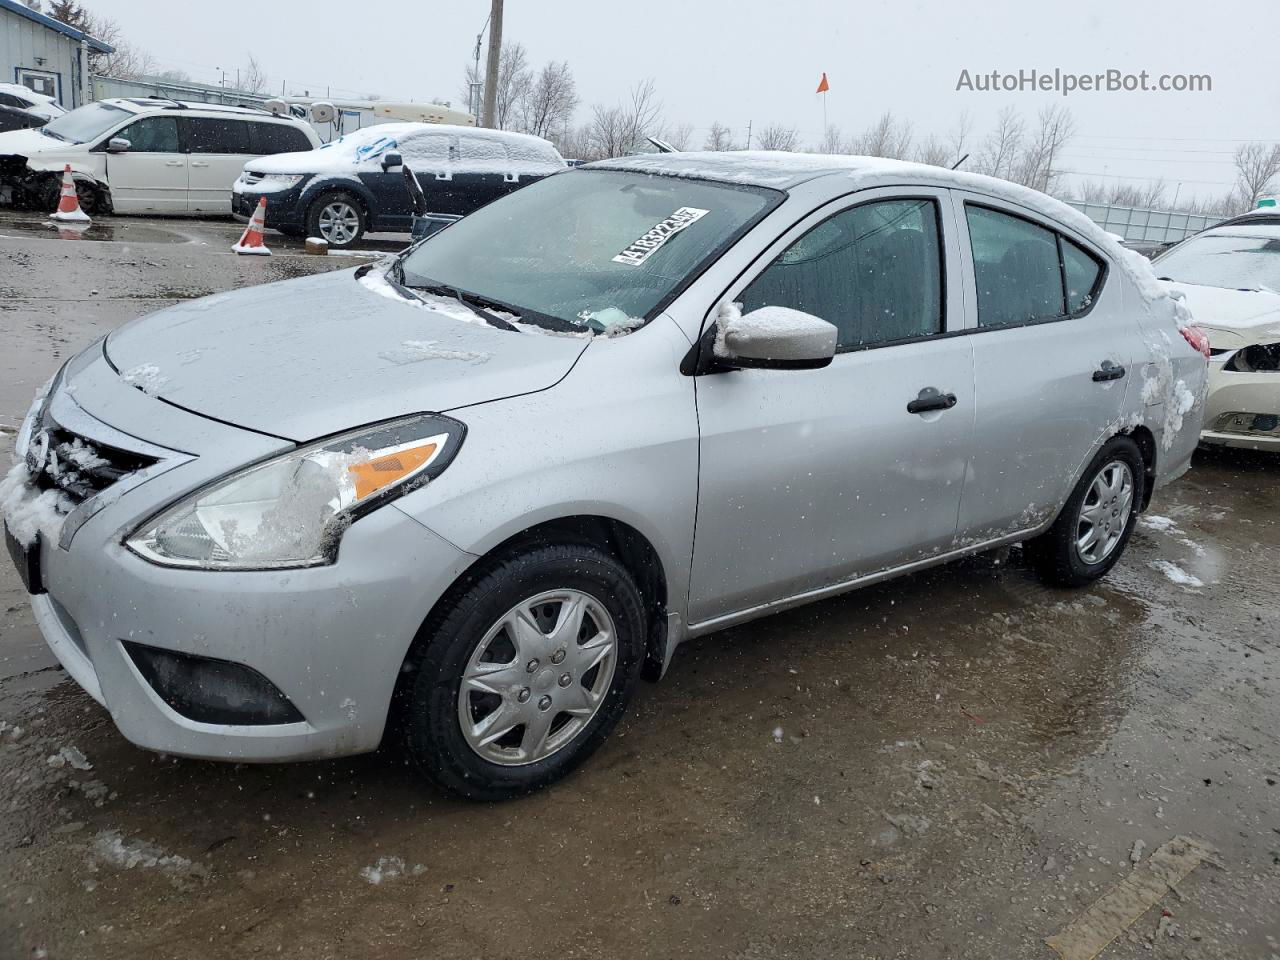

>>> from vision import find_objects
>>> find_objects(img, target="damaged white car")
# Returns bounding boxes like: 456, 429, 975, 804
1154, 222, 1280, 450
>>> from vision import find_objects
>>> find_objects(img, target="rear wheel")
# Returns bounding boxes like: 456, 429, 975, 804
38, 173, 100, 215
305, 191, 365, 248
1026, 435, 1144, 587
398, 543, 645, 801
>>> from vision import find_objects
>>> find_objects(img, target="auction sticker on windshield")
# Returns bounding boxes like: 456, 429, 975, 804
612, 207, 710, 266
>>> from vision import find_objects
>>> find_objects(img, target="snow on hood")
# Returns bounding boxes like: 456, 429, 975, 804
0, 126, 59, 157
100, 268, 590, 442
594, 151, 1169, 308
1158, 280, 1280, 349
244, 122, 565, 178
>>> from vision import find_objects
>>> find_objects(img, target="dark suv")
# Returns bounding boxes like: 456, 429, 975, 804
231, 122, 567, 248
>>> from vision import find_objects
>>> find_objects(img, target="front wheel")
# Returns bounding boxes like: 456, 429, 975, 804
1025, 435, 1145, 587
398, 544, 645, 801
305, 191, 366, 248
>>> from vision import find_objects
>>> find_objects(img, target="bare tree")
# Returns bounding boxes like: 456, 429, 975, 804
974, 106, 1024, 180
852, 112, 913, 159
493, 42, 530, 130
946, 109, 973, 167
755, 123, 798, 151
815, 125, 847, 155
1013, 104, 1074, 192
519, 61, 578, 140
241, 54, 268, 95
914, 134, 950, 167
1232, 142, 1280, 210
582, 79, 662, 160
703, 121, 738, 151
661, 122, 694, 151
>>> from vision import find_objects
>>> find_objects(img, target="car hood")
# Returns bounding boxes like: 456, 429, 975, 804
244, 148, 365, 177
103, 268, 590, 442
1160, 281, 1280, 349
0, 126, 59, 157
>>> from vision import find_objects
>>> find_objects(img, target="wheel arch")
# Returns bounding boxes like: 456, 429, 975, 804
1122, 424, 1157, 511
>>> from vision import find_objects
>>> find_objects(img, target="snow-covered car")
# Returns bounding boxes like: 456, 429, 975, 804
4, 153, 1207, 800
231, 123, 567, 248
0, 82, 66, 123
0, 102, 46, 134
1153, 223, 1280, 450
0, 98, 319, 216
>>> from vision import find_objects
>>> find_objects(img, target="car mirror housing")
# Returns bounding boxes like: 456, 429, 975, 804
106, 137, 131, 153
381, 151, 404, 171
714, 304, 838, 370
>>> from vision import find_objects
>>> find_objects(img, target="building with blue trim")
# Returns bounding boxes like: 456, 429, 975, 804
0, 0, 113, 109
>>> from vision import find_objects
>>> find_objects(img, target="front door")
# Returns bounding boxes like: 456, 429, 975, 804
951, 194, 1142, 540
103, 115, 187, 214
689, 189, 975, 626
183, 117, 252, 213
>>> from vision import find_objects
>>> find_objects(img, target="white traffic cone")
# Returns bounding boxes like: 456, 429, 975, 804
232, 196, 271, 255
49, 164, 91, 223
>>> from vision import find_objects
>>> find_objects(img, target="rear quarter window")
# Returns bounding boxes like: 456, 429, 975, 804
250, 122, 313, 155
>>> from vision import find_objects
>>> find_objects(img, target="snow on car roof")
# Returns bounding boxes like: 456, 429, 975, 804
592, 150, 1169, 305
0, 82, 56, 104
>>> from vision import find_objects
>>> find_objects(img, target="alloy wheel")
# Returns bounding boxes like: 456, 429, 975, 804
1075, 460, 1134, 564
457, 589, 618, 766
317, 201, 360, 245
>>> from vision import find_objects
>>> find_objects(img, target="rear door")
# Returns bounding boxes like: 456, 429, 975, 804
952, 193, 1142, 540
101, 114, 187, 213
182, 116, 252, 213
688, 188, 975, 625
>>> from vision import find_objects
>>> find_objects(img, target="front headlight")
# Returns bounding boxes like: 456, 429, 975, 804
126, 414, 464, 570
261, 173, 304, 187
15, 370, 59, 462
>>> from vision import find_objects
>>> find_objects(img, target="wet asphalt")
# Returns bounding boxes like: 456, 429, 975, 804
0, 209, 1277, 960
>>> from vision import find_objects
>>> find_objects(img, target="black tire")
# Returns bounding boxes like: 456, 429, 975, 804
1025, 435, 1145, 587
304, 190, 366, 248
397, 543, 645, 801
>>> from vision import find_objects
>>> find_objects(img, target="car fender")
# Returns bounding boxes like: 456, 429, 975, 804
299, 174, 376, 215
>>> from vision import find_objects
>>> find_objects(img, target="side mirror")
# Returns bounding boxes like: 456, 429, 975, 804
381, 151, 404, 171
713, 304, 838, 370
106, 137, 130, 154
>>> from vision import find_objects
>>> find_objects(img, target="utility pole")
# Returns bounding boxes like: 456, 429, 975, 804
745, 120, 752, 150
481, 0, 503, 129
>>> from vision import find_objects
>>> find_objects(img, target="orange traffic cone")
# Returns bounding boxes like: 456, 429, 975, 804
232, 196, 271, 256
49, 164, 90, 223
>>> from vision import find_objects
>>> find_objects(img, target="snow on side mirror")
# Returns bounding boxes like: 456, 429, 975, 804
106, 137, 131, 153
713, 302, 838, 370
381, 151, 404, 171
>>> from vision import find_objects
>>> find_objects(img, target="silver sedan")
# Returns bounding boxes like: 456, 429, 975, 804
2, 152, 1209, 799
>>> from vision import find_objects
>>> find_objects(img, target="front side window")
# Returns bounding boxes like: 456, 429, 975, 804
966, 205, 1065, 327
740, 199, 944, 349
120, 116, 179, 153
185, 117, 251, 154
400, 133, 453, 165
399, 169, 780, 332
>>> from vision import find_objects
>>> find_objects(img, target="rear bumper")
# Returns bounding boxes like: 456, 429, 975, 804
1200, 362, 1280, 449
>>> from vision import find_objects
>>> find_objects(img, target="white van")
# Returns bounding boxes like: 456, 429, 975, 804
0, 98, 320, 215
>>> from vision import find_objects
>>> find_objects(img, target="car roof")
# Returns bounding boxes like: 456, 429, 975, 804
106, 98, 301, 122
1189, 223, 1280, 240
587, 150, 931, 189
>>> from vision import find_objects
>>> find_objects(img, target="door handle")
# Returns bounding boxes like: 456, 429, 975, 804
190, 161, 209, 168
164, 160, 184, 167
907, 387, 958, 415
1092, 360, 1127, 382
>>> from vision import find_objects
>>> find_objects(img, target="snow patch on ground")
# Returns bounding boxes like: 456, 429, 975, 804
1139, 515, 1180, 534
378, 340, 490, 365
47, 745, 92, 771
1149, 560, 1204, 589
359, 856, 419, 885
121, 363, 169, 396
92, 830, 208, 886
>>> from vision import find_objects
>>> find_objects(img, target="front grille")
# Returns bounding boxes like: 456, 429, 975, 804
28, 413, 157, 506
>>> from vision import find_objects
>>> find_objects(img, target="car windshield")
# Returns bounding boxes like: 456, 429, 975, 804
40, 102, 132, 144
399, 169, 781, 332
1154, 233, 1280, 292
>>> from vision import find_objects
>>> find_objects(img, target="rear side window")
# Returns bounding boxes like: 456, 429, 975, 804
966, 206, 1064, 327
119, 115, 180, 153
1062, 239, 1103, 312
185, 117, 251, 154
0, 93, 30, 108
740, 198, 945, 350
250, 122, 312, 155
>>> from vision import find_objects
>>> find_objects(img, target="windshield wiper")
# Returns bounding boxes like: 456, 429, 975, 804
39, 128, 68, 142
387, 265, 518, 332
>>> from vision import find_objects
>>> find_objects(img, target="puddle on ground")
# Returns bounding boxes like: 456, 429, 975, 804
0, 215, 191, 244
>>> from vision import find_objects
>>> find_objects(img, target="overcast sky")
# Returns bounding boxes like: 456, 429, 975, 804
91, 0, 1277, 204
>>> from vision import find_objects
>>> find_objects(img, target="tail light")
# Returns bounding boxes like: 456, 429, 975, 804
1180, 325, 1211, 359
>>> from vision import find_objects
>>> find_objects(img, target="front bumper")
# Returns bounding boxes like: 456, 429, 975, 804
9, 350, 475, 762
231, 183, 307, 230
1200, 361, 1280, 450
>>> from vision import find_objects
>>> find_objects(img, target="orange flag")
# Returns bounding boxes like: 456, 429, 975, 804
816, 72, 830, 94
